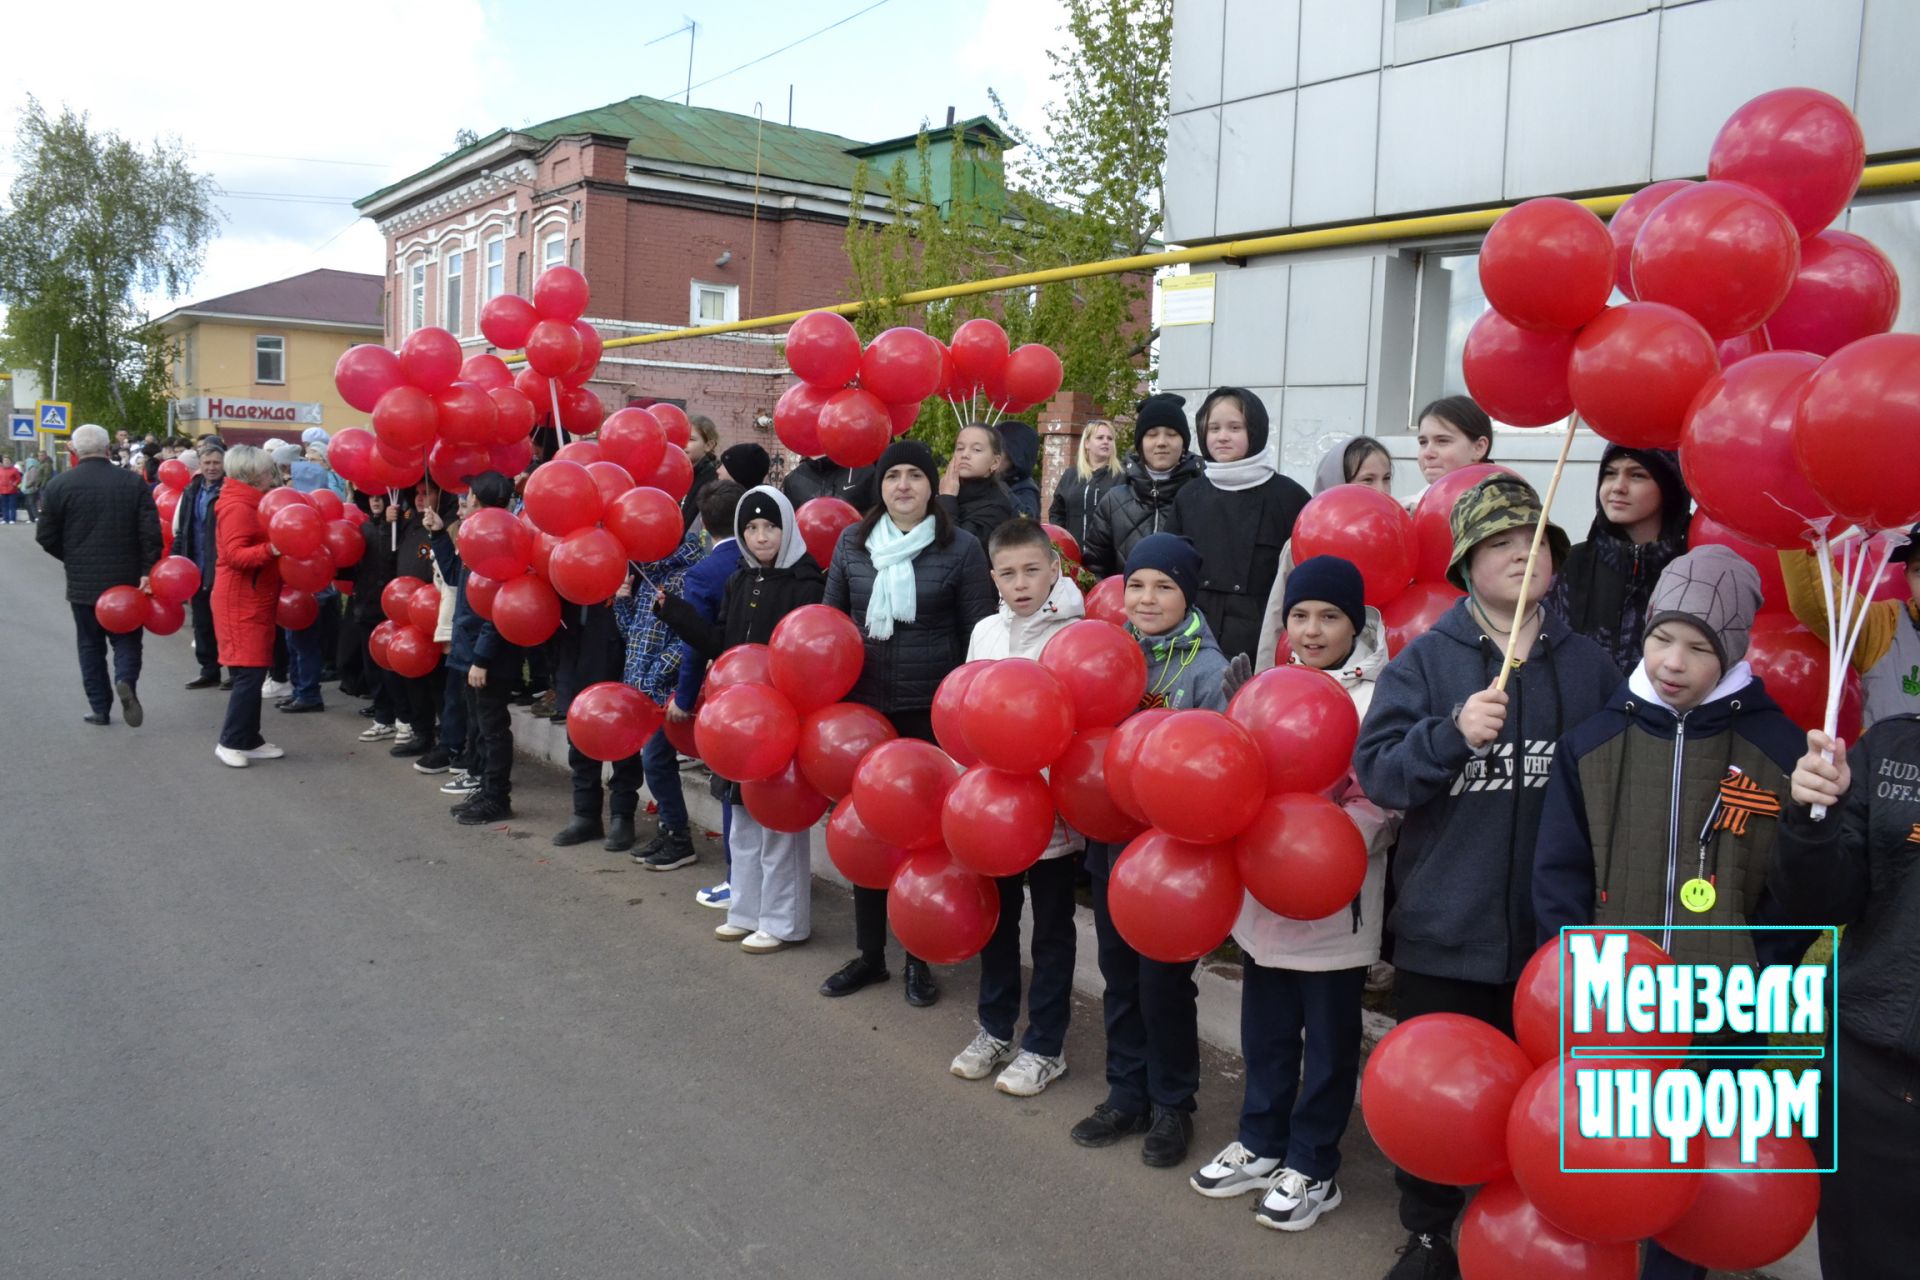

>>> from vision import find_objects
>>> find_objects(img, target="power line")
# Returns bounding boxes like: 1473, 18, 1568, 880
682, 0, 896, 98
217, 190, 359, 206
199, 148, 392, 169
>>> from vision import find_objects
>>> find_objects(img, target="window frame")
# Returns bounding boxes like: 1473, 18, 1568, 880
407, 261, 426, 334
689, 280, 740, 325
254, 334, 286, 386
443, 247, 465, 335
482, 235, 505, 303
542, 234, 565, 273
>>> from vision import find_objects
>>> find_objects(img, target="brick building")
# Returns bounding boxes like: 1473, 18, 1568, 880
354, 96, 1014, 477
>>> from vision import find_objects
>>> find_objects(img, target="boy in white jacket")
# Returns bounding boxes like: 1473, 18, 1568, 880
1190, 556, 1400, 1234
949, 518, 1087, 1097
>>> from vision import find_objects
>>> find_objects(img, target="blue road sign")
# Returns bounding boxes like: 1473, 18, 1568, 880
8, 413, 32, 442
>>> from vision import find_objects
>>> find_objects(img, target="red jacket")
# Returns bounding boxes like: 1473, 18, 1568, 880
212, 480, 280, 667
0, 465, 20, 495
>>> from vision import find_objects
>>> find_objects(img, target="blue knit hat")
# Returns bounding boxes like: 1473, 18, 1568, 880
1284, 555, 1366, 635
1124, 533, 1202, 610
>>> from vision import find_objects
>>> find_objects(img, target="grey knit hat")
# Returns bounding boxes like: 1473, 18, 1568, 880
1644, 545, 1763, 669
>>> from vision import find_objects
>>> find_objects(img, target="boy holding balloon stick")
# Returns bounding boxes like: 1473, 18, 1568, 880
947, 519, 1087, 1097
1354, 476, 1616, 1279
611, 521, 708, 870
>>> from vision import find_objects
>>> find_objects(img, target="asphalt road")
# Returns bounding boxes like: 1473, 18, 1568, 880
0, 540, 1415, 1279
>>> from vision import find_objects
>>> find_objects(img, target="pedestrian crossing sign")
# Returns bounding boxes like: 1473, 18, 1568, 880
35, 401, 71, 435
8, 412, 31, 441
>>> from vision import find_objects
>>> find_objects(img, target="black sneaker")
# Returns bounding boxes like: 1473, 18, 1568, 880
1070, 1103, 1150, 1148
390, 735, 432, 758
185, 674, 220, 690
412, 744, 453, 774
449, 795, 480, 817
550, 816, 604, 847
1141, 1106, 1194, 1168
356, 705, 379, 718
637, 828, 696, 870
1385, 1232, 1459, 1280
456, 797, 513, 826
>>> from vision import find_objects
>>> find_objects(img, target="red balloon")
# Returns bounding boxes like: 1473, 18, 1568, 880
1291, 484, 1417, 605
406, 581, 442, 633
887, 847, 1000, 965
157, 458, 191, 491
1085, 574, 1127, 626
932, 662, 989, 766
372, 385, 439, 452
322, 523, 365, 570
1049, 727, 1147, 844
1767, 229, 1900, 357
276, 587, 318, 631
148, 555, 200, 605
278, 551, 335, 593
742, 757, 833, 833
650, 403, 692, 449
826, 800, 910, 890
376, 436, 426, 470
1679, 351, 1829, 548
706, 643, 772, 692
1459, 1180, 1639, 1280
1360, 1013, 1533, 1185
603, 486, 683, 565
433, 381, 499, 447
1654, 1133, 1821, 1272
548, 527, 627, 605
796, 702, 897, 800
525, 319, 583, 379
1511, 931, 1692, 1068
552, 441, 602, 467
558, 385, 605, 435
1687, 513, 1793, 613
567, 681, 663, 762
960, 658, 1076, 773
532, 265, 590, 322
1380, 580, 1463, 655
1413, 464, 1516, 582
662, 702, 700, 758
144, 596, 185, 636
635, 445, 694, 502
480, 294, 539, 350
598, 407, 666, 479
1631, 181, 1800, 340
489, 436, 533, 479
515, 367, 553, 418
817, 388, 891, 468
859, 327, 946, 404
795, 497, 860, 570
386, 625, 440, 678
1106, 830, 1242, 963
327, 427, 381, 491
886, 401, 920, 437
695, 682, 801, 783
491, 575, 562, 646
942, 766, 1055, 877
584, 460, 634, 509
850, 738, 962, 849
1792, 332, 1920, 531
307, 489, 343, 522
1234, 792, 1366, 920
1037, 620, 1147, 731
459, 353, 514, 392
774, 381, 831, 456
466, 571, 501, 621
1568, 302, 1721, 450
1103, 707, 1175, 824
1479, 198, 1614, 332
1002, 343, 1064, 406
426, 440, 490, 496
94, 585, 149, 634
457, 506, 533, 581
785, 311, 863, 388
769, 604, 865, 715
1508, 1059, 1703, 1243
1040, 522, 1081, 565
398, 327, 461, 394
1227, 666, 1360, 794
1718, 327, 1773, 367
1748, 614, 1864, 740
367, 620, 396, 670
257, 487, 311, 523
561, 320, 603, 388
334, 343, 406, 413
1132, 711, 1267, 843
949, 318, 1010, 388
1462, 309, 1576, 427
522, 459, 601, 536
1607, 179, 1693, 300
381, 576, 424, 624
1709, 86, 1865, 238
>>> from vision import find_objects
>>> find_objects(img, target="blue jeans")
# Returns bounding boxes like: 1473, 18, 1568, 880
71, 602, 143, 717
1, 493, 15, 522
1238, 960, 1366, 1180
641, 728, 686, 832
439, 669, 469, 766
284, 624, 323, 705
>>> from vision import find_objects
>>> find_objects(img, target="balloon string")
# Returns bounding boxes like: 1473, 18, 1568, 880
628, 561, 657, 594
549, 377, 569, 449
1809, 524, 1908, 819
389, 487, 399, 552
1493, 416, 1579, 693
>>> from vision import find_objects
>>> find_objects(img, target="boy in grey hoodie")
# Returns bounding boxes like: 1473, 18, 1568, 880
1354, 477, 1617, 1280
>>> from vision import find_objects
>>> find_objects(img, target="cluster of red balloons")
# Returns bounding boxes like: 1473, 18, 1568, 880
153, 456, 195, 555
1363, 930, 1820, 1277
774, 314, 1064, 469
364, 575, 444, 677
251, 485, 367, 612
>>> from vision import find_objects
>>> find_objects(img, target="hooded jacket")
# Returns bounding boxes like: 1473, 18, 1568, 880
1131, 607, 1229, 713
349, 504, 401, 624
939, 476, 1018, 547
1235, 609, 1401, 970
1548, 445, 1691, 675
34, 456, 164, 605
1533, 663, 1809, 972
658, 488, 826, 660
782, 456, 877, 514
1354, 599, 1619, 983
1081, 451, 1204, 580
612, 532, 708, 702
997, 421, 1042, 520
680, 453, 720, 532
210, 479, 281, 668
1048, 466, 1124, 552
670, 538, 741, 712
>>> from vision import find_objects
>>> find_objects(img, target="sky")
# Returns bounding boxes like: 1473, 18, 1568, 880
2, 0, 1069, 317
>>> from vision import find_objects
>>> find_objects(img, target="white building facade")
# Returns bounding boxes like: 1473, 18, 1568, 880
1159, 0, 1920, 522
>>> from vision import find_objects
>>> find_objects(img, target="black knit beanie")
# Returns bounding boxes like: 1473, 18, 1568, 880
1134, 393, 1191, 454
876, 438, 939, 487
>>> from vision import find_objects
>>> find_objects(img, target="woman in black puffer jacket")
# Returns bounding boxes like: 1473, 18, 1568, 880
1548, 443, 1692, 675
1047, 417, 1126, 551
821, 438, 996, 1008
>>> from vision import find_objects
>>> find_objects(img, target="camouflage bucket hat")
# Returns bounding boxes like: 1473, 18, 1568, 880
1445, 474, 1570, 591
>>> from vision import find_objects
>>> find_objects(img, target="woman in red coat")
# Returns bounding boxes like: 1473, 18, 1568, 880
212, 445, 284, 767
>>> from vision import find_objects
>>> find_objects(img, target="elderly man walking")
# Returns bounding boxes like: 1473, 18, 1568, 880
35, 424, 164, 726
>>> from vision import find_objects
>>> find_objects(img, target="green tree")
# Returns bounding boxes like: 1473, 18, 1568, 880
840, 0, 1170, 456
0, 98, 219, 434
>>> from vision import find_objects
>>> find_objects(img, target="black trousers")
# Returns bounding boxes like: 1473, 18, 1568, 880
977, 856, 1078, 1057
1816, 1032, 1920, 1280
569, 743, 643, 820
70, 602, 144, 717
1391, 969, 1517, 1235
1238, 961, 1367, 1180
190, 584, 220, 679
270, 629, 288, 683
1087, 840, 1200, 1114
219, 666, 267, 749
473, 681, 514, 802
853, 707, 937, 963
387, 666, 443, 739
316, 595, 340, 675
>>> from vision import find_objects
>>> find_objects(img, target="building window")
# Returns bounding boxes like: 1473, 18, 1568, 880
443, 248, 464, 334
570, 237, 581, 269
690, 281, 740, 325
483, 236, 505, 302
255, 335, 285, 385
408, 261, 426, 333
1410, 250, 1577, 432
542, 234, 565, 272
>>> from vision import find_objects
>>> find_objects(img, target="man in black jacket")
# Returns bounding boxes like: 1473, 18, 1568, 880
782, 454, 877, 514
35, 423, 164, 726
173, 439, 226, 689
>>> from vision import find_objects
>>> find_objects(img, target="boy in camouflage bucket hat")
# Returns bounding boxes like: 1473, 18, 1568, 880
1444, 473, 1571, 593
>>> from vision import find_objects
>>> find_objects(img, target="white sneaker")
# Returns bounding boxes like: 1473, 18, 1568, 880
392, 726, 417, 749
214, 744, 250, 768
995, 1050, 1067, 1097
714, 922, 753, 941
358, 721, 397, 741
742, 930, 800, 954
242, 743, 284, 760
949, 1028, 1015, 1080
695, 881, 732, 909
260, 678, 292, 698
1252, 1169, 1342, 1232
1189, 1141, 1282, 1198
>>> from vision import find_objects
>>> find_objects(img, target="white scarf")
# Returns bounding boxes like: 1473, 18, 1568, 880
863, 514, 937, 639
1204, 453, 1276, 493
